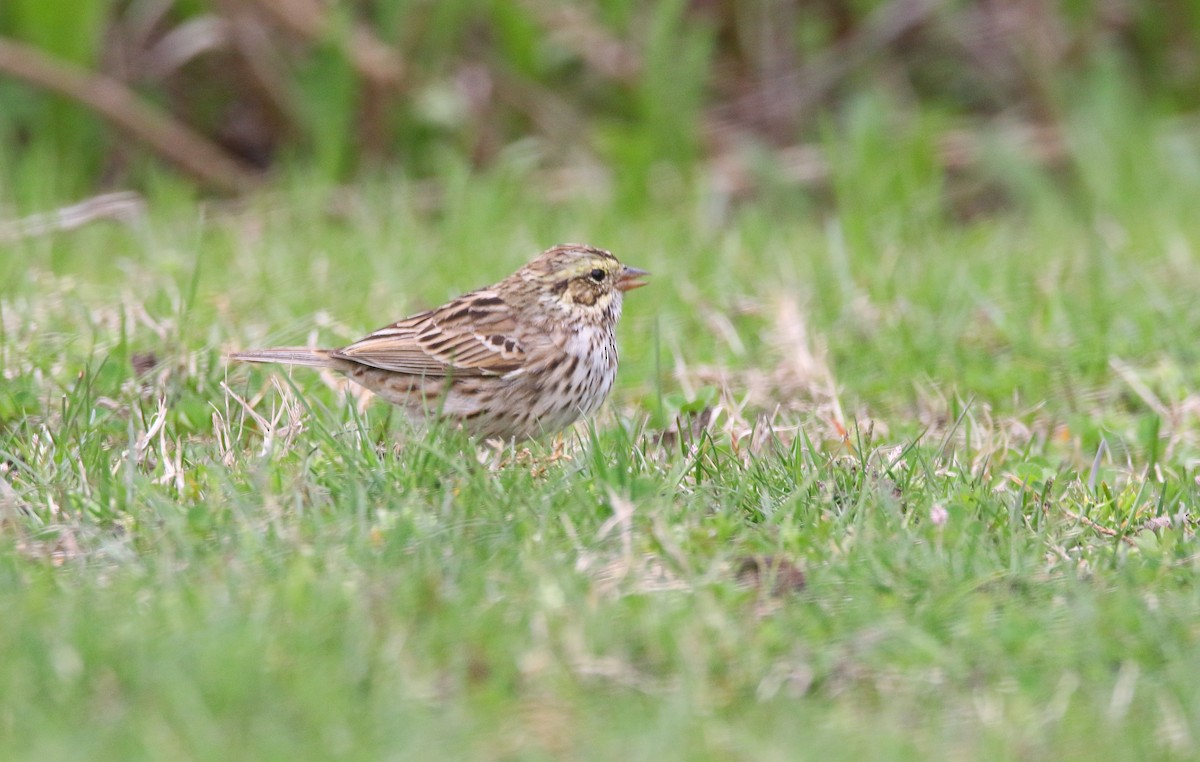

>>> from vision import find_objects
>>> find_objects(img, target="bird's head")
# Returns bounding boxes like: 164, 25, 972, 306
518, 244, 648, 322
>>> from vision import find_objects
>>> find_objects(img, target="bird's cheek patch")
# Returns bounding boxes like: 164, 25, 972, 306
572, 287, 597, 306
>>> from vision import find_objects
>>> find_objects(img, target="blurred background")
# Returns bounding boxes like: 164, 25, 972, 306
2, 0, 1198, 212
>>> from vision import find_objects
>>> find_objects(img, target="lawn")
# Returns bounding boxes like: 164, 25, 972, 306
3, 90, 1200, 760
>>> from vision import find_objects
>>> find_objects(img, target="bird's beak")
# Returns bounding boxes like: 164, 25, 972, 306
616, 266, 650, 292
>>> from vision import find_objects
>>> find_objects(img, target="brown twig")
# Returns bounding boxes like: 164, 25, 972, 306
139, 15, 232, 82
244, 0, 405, 89
518, 0, 642, 84
1062, 508, 1138, 547
0, 191, 146, 243
211, 0, 297, 137
0, 36, 261, 193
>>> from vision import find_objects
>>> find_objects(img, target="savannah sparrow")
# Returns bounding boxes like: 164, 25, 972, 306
230, 244, 648, 439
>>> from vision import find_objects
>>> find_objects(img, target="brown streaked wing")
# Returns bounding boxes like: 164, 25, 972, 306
330, 290, 526, 376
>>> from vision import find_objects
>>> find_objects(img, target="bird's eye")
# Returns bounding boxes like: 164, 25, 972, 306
589, 269, 606, 282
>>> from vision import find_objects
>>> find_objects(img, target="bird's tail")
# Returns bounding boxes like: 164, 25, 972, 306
228, 347, 334, 367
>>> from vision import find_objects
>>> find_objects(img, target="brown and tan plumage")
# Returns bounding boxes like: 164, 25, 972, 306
229, 244, 647, 439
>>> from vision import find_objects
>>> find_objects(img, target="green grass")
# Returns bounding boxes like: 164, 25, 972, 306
4, 94, 1200, 760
